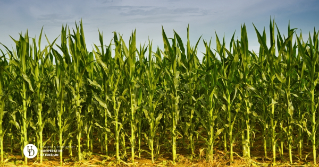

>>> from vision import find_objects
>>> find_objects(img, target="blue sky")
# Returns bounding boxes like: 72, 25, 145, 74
0, 0, 318, 61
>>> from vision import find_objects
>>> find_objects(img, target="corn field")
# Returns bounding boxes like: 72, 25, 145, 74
0, 19, 319, 166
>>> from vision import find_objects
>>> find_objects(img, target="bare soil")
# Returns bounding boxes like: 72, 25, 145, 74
1, 130, 316, 166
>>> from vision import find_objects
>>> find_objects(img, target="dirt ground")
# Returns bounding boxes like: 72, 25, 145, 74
1, 150, 256, 167
2, 146, 315, 166
1, 133, 316, 166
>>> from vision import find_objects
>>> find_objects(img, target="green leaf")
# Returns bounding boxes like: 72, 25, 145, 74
87, 78, 102, 90
22, 74, 34, 92
93, 92, 108, 109
94, 122, 111, 132
215, 128, 224, 137
155, 113, 163, 126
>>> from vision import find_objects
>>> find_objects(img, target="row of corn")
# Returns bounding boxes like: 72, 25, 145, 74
0, 19, 318, 166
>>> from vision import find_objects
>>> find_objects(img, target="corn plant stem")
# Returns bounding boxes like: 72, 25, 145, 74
190, 108, 195, 157
262, 104, 267, 158
121, 129, 126, 157
10, 134, 13, 154
113, 92, 120, 164
38, 102, 43, 164
23, 78, 27, 165
138, 113, 141, 158
149, 94, 155, 163
88, 125, 91, 151
299, 129, 302, 158
241, 120, 246, 156
227, 91, 234, 162
245, 105, 251, 158
115, 111, 119, 163
58, 76, 64, 166
90, 129, 93, 151
130, 88, 135, 163
298, 105, 303, 159
208, 124, 214, 160
156, 134, 160, 158
85, 106, 91, 152
223, 105, 227, 154
184, 88, 195, 156
150, 116, 154, 163
172, 85, 179, 164
286, 42, 293, 164
99, 129, 103, 153
280, 118, 283, 157
59, 115, 62, 166
104, 80, 108, 156
20, 34, 28, 165
311, 89, 316, 164
271, 98, 276, 163
208, 102, 215, 161
104, 110, 108, 155
137, 64, 143, 160
52, 123, 55, 149
224, 131, 227, 153
241, 24, 251, 159
147, 44, 161, 163
279, 81, 283, 158
247, 120, 251, 155
205, 43, 216, 161
75, 61, 82, 161
297, 100, 303, 159
69, 139, 73, 157
76, 102, 82, 161
172, 106, 177, 164
287, 99, 292, 164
